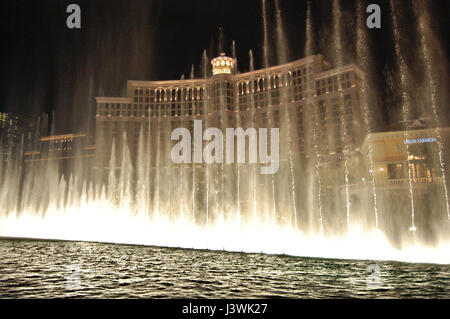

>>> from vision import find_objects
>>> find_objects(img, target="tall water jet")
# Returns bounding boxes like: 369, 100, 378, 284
201, 49, 209, 79
107, 141, 117, 204
332, 0, 351, 228
246, 49, 258, 222
331, 0, 344, 67
135, 121, 151, 217
118, 133, 133, 209
304, 0, 323, 233
154, 94, 163, 219
414, 0, 450, 220
304, 1, 313, 57
231, 40, 238, 73
356, 0, 379, 229
261, 0, 277, 224
274, 0, 298, 229
218, 27, 225, 54
312, 108, 324, 234
249, 49, 255, 72
201, 52, 211, 222
390, 0, 417, 233
261, 0, 271, 69
201, 98, 210, 228
190, 65, 195, 79
274, 0, 288, 64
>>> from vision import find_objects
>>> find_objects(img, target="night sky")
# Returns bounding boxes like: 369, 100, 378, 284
0, 0, 448, 134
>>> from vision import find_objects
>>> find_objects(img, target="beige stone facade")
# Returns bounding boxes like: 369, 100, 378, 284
95, 54, 366, 171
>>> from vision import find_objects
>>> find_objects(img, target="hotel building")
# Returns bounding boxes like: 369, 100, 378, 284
95, 53, 367, 174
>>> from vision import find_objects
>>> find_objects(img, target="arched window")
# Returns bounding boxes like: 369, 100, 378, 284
281, 73, 287, 87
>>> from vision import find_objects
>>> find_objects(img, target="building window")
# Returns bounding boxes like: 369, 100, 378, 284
388, 164, 404, 179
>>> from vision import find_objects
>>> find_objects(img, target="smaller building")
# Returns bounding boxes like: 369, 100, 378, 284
357, 127, 450, 244
361, 127, 450, 187
24, 133, 95, 173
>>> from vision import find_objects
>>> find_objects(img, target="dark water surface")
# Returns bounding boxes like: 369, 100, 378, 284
0, 239, 448, 298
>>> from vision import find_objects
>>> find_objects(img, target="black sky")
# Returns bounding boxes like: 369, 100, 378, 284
0, 0, 448, 133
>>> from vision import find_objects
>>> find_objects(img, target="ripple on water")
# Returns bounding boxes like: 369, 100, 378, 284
0, 239, 449, 298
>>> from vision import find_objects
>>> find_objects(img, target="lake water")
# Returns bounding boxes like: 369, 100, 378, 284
0, 238, 448, 298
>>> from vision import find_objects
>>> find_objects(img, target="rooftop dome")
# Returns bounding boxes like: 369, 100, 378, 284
211, 53, 235, 75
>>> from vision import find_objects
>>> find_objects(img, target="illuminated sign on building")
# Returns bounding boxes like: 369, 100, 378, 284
404, 137, 437, 145
212, 67, 232, 75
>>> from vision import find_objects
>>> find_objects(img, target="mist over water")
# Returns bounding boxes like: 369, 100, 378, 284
0, 0, 450, 265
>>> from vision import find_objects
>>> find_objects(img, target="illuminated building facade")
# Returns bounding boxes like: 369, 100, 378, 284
95, 53, 367, 173
361, 127, 450, 186
358, 127, 450, 236
23, 133, 95, 176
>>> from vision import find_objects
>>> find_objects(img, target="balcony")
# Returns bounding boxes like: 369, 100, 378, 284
387, 177, 444, 185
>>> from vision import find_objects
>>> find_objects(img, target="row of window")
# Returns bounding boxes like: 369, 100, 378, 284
134, 87, 207, 102
315, 72, 353, 96
237, 64, 315, 96
99, 99, 354, 125
126, 82, 355, 118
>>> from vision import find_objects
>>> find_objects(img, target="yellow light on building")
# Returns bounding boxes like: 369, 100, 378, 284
211, 53, 235, 76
